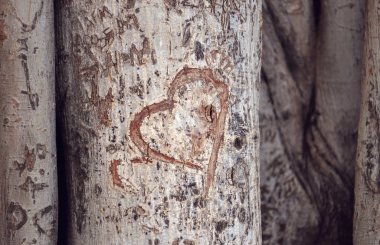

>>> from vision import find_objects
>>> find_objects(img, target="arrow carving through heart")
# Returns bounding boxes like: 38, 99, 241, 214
129, 67, 229, 197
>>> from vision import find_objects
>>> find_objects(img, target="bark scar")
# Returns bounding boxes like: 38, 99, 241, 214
129, 67, 229, 197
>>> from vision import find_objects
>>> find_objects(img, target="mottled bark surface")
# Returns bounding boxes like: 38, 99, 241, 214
0, 0, 58, 244
353, 0, 380, 244
260, 0, 364, 244
55, 0, 262, 244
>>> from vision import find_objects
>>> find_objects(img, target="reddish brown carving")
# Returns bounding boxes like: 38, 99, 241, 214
110, 159, 124, 189
129, 67, 229, 197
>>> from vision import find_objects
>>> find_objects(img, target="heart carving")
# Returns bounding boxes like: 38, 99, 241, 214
129, 67, 229, 196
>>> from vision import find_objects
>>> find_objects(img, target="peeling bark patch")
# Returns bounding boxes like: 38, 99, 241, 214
110, 159, 124, 189
194, 41, 204, 60
7, 202, 27, 230
33, 206, 56, 236
0, 20, 7, 46
19, 176, 49, 198
129, 67, 229, 197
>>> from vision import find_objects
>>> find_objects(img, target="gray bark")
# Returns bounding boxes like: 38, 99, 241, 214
353, 0, 380, 244
0, 0, 58, 244
261, 0, 364, 244
55, 0, 262, 244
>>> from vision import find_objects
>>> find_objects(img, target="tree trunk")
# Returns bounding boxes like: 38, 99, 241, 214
55, 0, 262, 244
353, 0, 380, 244
261, 0, 364, 244
0, 0, 58, 244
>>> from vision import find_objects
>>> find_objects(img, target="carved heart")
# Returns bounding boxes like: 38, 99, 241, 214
129, 67, 229, 196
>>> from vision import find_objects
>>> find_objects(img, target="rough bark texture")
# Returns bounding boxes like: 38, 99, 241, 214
55, 0, 261, 244
260, 0, 364, 244
353, 0, 380, 244
0, 0, 58, 244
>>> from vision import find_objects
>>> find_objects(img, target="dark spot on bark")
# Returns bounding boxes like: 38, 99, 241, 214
39, 169, 45, 175
0, 20, 7, 47
195, 41, 204, 60
215, 220, 228, 232
182, 24, 191, 47
106, 144, 121, 154
234, 137, 245, 149
193, 197, 206, 208
17, 38, 28, 51
130, 83, 144, 99
164, 0, 177, 9
226, 159, 248, 187
183, 239, 195, 245
172, 239, 180, 245
126, 0, 136, 9
7, 202, 27, 230
98, 89, 115, 126
237, 208, 246, 223
36, 144, 47, 159
171, 188, 187, 202
14, 160, 26, 177
25, 146, 36, 171
94, 184, 102, 197
3, 117, 9, 125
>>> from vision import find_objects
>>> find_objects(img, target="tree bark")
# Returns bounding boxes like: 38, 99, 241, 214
353, 0, 380, 244
261, 0, 364, 244
0, 0, 58, 244
55, 0, 262, 244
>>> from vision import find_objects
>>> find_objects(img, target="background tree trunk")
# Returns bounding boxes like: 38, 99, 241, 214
260, 0, 364, 244
55, 0, 262, 244
353, 0, 380, 244
0, 0, 58, 244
